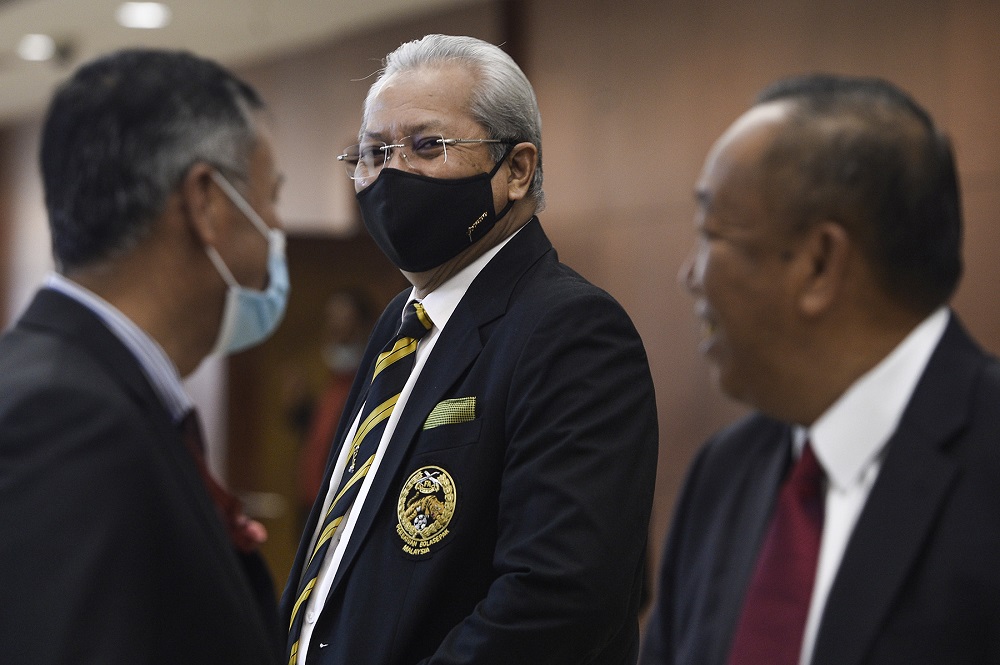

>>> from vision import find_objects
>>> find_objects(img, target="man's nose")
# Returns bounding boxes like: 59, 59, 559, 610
385, 146, 411, 170
678, 250, 698, 294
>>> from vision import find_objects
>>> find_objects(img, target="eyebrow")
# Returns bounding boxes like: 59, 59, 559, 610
362, 122, 448, 142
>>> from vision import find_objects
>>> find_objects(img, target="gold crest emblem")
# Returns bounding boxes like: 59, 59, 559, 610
396, 466, 457, 555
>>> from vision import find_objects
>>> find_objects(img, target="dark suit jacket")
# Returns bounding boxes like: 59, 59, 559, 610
0, 289, 280, 664
641, 315, 1000, 665
281, 218, 659, 665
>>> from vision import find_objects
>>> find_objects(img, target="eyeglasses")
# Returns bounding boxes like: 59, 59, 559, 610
337, 135, 511, 187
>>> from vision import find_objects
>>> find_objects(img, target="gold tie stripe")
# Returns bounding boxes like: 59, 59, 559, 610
286, 301, 432, 664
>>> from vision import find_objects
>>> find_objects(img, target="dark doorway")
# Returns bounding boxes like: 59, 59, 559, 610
227, 230, 408, 586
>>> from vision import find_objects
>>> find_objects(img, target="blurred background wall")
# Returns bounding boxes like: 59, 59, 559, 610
1, 0, 998, 622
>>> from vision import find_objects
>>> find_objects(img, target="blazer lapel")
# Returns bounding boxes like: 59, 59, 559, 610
22, 290, 260, 571
712, 423, 791, 665
330, 309, 484, 583
20, 289, 162, 410
327, 218, 553, 594
19, 289, 265, 630
281, 300, 404, 598
812, 317, 978, 665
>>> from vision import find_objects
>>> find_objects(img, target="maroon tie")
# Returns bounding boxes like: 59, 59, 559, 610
179, 409, 265, 553
728, 442, 825, 665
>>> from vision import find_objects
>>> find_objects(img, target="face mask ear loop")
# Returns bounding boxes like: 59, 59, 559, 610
205, 245, 239, 289
210, 169, 272, 238
487, 143, 516, 178
488, 143, 517, 223
207, 169, 280, 292
494, 199, 515, 222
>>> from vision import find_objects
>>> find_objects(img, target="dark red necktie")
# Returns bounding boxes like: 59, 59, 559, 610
179, 408, 264, 553
728, 442, 825, 665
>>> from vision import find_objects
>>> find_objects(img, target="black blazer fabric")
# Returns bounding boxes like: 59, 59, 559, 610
0, 289, 280, 664
281, 219, 659, 665
641, 316, 1000, 665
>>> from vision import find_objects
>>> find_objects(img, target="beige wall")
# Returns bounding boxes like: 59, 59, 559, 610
2, 0, 998, 609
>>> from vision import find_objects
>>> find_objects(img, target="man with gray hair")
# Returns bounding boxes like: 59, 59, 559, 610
282, 34, 658, 664
0, 49, 287, 663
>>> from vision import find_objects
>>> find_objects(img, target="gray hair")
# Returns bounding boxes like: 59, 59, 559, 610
41, 49, 265, 271
362, 34, 545, 209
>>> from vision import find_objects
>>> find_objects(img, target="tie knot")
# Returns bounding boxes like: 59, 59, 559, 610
398, 300, 433, 340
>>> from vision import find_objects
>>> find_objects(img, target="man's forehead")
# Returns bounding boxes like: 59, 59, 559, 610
363, 64, 479, 137
696, 103, 791, 197
706, 103, 787, 166
725, 101, 790, 142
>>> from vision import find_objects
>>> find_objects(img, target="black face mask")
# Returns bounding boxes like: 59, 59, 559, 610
356, 152, 514, 272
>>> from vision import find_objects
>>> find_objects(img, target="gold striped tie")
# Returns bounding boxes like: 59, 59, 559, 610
286, 300, 432, 664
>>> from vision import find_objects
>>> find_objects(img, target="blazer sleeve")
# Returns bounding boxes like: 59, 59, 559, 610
1, 383, 176, 662
422, 290, 659, 664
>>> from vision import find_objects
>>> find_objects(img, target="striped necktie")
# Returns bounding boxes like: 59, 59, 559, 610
286, 300, 433, 664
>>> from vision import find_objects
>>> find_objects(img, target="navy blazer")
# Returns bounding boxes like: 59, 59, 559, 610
281, 218, 659, 665
641, 315, 1000, 665
0, 289, 280, 664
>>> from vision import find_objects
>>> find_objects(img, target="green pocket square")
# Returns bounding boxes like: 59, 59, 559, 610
423, 397, 477, 430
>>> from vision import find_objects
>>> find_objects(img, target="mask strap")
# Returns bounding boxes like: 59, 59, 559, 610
495, 199, 515, 222
205, 245, 239, 289
210, 170, 272, 239
488, 143, 518, 223
488, 143, 517, 178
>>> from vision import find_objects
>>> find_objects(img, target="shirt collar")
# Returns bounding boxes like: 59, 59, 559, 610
798, 307, 950, 489
44, 272, 193, 421
407, 228, 521, 332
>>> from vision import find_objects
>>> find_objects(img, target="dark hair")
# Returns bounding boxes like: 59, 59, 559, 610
40, 48, 265, 271
755, 73, 962, 313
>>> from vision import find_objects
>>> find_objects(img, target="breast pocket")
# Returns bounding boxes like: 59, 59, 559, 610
415, 397, 481, 452
415, 415, 482, 452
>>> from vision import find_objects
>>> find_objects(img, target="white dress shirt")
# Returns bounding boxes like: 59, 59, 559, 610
796, 307, 950, 664
43, 273, 192, 422
295, 231, 518, 663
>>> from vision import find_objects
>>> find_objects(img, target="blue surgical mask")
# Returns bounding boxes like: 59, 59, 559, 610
205, 170, 290, 355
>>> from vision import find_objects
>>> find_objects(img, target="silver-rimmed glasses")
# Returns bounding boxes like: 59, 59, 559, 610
337, 135, 510, 188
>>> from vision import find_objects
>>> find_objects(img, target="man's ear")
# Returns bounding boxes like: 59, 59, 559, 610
505, 141, 538, 202
793, 220, 852, 318
179, 162, 223, 246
